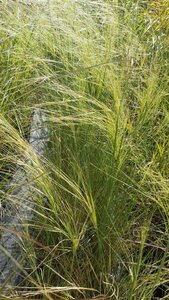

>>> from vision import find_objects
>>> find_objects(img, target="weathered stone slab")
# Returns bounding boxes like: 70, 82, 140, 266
0, 108, 49, 291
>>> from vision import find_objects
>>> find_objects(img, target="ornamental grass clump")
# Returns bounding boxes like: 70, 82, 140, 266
0, 0, 168, 299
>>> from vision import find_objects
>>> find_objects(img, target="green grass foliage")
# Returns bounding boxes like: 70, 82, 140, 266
0, 0, 168, 299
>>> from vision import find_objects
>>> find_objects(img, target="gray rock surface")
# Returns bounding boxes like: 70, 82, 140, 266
0, 108, 49, 291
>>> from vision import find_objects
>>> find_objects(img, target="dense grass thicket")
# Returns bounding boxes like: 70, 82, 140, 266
0, 0, 168, 299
